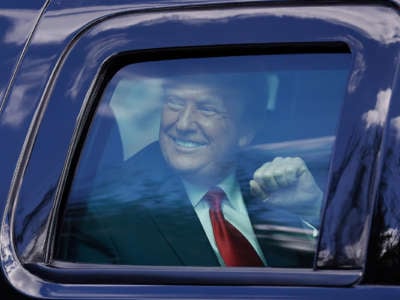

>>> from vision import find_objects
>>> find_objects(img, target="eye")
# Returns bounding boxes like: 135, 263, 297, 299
197, 101, 228, 118
165, 96, 184, 111
198, 105, 219, 116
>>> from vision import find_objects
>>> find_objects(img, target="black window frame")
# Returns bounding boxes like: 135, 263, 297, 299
48, 43, 353, 285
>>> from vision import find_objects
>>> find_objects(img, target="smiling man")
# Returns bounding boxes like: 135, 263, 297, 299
157, 76, 270, 266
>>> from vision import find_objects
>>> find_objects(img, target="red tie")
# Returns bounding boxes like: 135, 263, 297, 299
204, 187, 264, 267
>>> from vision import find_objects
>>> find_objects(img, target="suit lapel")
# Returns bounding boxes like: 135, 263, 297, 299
124, 142, 218, 266
146, 176, 219, 266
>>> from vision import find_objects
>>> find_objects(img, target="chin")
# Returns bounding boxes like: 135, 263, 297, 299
168, 159, 203, 175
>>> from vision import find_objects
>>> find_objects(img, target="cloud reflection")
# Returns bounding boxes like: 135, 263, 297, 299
1, 84, 36, 127
317, 88, 393, 267
255, 6, 400, 45
108, 77, 164, 159
372, 114, 400, 276
0, 57, 54, 128
347, 38, 366, 93
97, 5, 400, 45
0, 9, 38, 46
17, 4, 399, 45
92, 5, 399, 46
362, 88, 391, 129
390, 116, 400, 141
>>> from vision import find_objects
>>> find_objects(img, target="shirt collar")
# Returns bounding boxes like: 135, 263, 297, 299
183, 172, 241, 210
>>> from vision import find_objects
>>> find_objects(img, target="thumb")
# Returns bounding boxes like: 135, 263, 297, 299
250, 179, 268, 199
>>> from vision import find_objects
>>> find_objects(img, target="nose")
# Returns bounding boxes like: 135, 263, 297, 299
176, 104, 196, 132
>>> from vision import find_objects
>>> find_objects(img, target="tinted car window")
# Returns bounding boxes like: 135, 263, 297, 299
56, 53, 351, 267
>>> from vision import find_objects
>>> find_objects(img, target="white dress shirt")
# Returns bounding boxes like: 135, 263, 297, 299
183, 173, 267, 266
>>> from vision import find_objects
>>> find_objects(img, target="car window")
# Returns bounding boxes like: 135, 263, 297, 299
55, 53, 351, 267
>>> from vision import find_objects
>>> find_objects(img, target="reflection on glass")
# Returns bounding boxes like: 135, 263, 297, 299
368, 113, 400, 283
56, 53, 351, 267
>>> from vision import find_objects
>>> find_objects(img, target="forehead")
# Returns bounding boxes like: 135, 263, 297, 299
163, 74, 246, 106
165, 82, 223, 103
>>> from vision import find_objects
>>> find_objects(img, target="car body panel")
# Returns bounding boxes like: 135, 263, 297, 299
1, 0, 400, 298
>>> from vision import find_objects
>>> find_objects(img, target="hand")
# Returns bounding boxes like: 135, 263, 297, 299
250, 157, 322, 218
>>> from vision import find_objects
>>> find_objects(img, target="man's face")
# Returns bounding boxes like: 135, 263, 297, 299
159, 82, 248, 186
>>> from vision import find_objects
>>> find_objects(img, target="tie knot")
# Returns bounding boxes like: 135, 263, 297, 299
204, 187, 226, 210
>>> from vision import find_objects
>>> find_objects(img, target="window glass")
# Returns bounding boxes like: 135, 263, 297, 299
56, 53, 351, 267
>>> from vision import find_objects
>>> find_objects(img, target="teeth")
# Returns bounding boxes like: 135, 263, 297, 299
175, 138, 205, 148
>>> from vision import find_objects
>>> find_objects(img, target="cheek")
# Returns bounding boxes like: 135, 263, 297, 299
205, 121, 240, 148
160, 109, 176, 129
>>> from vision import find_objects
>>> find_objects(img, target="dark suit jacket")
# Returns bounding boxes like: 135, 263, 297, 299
57, 142, 315, 267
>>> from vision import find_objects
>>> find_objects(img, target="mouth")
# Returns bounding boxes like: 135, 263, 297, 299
171, 136, 207, 149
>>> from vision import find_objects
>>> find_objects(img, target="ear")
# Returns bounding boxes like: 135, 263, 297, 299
238, 130, 255, 147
